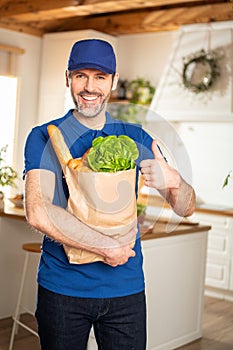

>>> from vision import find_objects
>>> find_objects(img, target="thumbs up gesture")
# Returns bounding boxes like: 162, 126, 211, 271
140, 140, 181, 191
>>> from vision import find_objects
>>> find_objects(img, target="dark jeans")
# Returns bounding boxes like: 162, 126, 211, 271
35, 285, 146, 350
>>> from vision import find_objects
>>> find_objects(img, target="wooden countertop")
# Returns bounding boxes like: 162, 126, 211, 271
0, 205, 211, 240
138, 193, 233, 217
0, 206, 26, 221
195, 206, 233, 217
141, 220, 211, 241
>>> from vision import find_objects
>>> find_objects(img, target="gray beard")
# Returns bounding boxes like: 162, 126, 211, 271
72, 92, 110, 118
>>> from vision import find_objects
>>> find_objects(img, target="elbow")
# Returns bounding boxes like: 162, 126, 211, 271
180, 193, 196, 218
173, 192, 196, 218
25, 203, 45, 232
26, 208, 40, 230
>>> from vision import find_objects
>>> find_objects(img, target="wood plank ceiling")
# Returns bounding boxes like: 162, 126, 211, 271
0, 0, 232, 36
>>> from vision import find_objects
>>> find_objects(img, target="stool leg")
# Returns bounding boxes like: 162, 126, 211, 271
9, 252, 29, 350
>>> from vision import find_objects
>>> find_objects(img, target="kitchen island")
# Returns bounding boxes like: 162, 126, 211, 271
0, 206, 210, 350
141, 219, 210, 350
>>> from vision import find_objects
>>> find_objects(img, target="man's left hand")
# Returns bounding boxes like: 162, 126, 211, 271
140, 140, 181, 190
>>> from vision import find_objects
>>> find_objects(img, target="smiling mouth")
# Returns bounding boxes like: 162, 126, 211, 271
80, 93, 101, 102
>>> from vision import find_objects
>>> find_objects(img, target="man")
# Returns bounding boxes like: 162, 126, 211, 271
24, 38, 195, 350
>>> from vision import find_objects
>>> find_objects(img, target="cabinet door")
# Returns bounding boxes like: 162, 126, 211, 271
207, 231, 231, 259
206, 258, 231, 289
192, 212, 233, 290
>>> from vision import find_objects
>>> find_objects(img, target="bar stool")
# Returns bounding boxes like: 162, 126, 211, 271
9, 242, 41, 350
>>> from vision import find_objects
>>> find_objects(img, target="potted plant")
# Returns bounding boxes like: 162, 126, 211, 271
127, 77, 155, 105
0, 145, 18, 210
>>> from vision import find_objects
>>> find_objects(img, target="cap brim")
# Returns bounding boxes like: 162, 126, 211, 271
68, 63, 115, 74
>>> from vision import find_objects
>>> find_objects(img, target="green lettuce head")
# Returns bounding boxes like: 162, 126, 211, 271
87, 135, 139, 172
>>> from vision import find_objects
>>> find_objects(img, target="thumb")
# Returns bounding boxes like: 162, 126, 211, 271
152, 140, 164, 160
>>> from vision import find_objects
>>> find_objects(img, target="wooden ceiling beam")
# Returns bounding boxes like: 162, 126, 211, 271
0, 1, 232, 37
0, 0, 227, 22
41, 3, 233, 35
0, 19, 44, 36
0, 1, 77, 17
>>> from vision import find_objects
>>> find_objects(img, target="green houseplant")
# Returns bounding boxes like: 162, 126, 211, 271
127, 77, 155, 105
0, 145, 18, 210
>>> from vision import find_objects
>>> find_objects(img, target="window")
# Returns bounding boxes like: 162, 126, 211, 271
0, 75, 18, 166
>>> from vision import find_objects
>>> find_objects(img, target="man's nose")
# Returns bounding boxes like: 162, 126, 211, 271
85, 77, 95, 92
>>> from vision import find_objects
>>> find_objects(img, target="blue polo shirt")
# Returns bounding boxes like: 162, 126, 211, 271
24, 110, 154, 298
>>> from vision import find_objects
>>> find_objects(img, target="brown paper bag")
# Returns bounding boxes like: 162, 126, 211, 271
63, 165, 137, 264
47, 124, 137, 264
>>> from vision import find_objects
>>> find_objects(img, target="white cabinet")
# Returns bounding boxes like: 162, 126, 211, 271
192, 211, 233, 300
142, 231, 208, 350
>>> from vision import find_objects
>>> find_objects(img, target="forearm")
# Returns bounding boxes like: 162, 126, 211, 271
160, 171, 196, 217
25, 170, 120, 256
48, 199, 120, 251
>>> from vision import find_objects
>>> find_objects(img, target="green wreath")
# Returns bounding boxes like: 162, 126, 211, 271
182, 49, 220, 93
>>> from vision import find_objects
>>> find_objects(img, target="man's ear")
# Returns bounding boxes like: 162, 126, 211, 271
65, 70, 69, 87
112, 73, 119, 91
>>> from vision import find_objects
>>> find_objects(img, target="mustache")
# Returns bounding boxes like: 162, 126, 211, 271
78, 90, 102, 97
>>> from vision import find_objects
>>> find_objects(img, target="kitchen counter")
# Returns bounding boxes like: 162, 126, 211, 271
138, 193, 233, 217
195, 205, 233, 217
141, 217, 210, 240
0, 205, 26, 221
0, 205, 211, 240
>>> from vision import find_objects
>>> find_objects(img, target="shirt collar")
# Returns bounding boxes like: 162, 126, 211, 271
69, 110, 116, 138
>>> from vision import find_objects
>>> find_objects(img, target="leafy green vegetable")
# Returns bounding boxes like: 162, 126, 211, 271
87, 135, 139, 172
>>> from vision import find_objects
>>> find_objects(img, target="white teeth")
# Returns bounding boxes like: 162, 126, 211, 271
82, 95, 98, 101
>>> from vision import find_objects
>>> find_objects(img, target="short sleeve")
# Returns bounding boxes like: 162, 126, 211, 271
23, 126, 60, 179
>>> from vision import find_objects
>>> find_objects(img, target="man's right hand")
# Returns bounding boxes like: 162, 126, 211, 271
100, 227, 137, 267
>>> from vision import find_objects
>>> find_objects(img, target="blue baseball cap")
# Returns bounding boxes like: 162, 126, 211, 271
67, 39, 116, 74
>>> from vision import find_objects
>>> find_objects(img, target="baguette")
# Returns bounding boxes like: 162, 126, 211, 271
47, 125, 73, 165
47, 124, 91, 172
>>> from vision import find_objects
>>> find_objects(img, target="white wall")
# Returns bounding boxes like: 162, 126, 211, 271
0, 28, 42, 192
117, 31, 178, 86
177, 122, 233, 207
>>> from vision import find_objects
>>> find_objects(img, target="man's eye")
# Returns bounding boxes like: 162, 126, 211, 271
96, 75, 106, 80
73, 73, 85, 79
